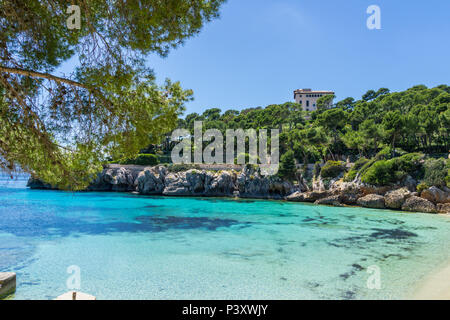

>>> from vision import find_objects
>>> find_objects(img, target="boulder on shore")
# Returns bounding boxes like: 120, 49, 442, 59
339, 192, 359, 205
286, 191, 304, 202
357, 194, 385, 209
286, 191, 329, 203
402, 175, 418, 192
303, 191, 329, 202
205, 170, 236, 196
359, 185, 391, 197
328, 181, 361, 205
401, 196, 437, 214
421, 186, 450, 204
236, 166, 294, 199
437, 203, 450, 214
315, 195, 342, 206
384, 188, 411, 209
89, 166, 141, 191
109, 167, 137, 192
137, 166, 167, 195
24, 164, 450, 215
162, 171, 192, 196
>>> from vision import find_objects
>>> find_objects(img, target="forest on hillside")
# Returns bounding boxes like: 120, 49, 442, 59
127, 85, 449, 188
174, 85, 449, 164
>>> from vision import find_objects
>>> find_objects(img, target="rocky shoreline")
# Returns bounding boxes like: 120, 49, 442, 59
27, 164, 450, 214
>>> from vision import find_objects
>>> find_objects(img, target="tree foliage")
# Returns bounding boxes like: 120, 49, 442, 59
422, 158, 449, 188
360, 153, 424, 186
177, 85, 449, 169
0, 0, 224, 189
320, 160, 346, 179
278, 150, 296, 179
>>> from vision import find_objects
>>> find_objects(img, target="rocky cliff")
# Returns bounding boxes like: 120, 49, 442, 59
28, 165, 295, 200
27, 164, 450, 214
286, 174, 450, 214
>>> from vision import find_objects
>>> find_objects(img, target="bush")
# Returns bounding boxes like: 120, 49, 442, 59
361, 160, 396, 185
344, 157, 369, 182
417, 182, 429, 193
393, 153, 424, 174
157, 155, 172, 164
278, 150, 297, 179
124, 154, 159, 166
375, 147, 392, 160
361, 153, 425, 186
422, 158, 449, 188
357, 158, 376, 177
320, 160, 346, 179
375, 146, 407, 160
343, 170, 357, 182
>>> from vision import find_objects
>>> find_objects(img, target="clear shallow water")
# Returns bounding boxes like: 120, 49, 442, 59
1, 178, 450, 300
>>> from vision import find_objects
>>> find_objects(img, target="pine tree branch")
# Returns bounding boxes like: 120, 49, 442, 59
0, 66, 89, 89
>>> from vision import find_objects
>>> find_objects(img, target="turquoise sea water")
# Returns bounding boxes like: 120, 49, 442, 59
1, 178, 450, 300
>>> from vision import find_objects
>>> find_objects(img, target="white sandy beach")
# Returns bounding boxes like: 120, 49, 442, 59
412, 262, 450, 300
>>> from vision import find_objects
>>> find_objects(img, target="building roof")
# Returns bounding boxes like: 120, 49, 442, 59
294, 89, 335, 94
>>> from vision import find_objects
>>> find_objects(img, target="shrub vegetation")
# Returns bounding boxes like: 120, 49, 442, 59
124, 154, 159, 166
344, 157, 369, 181
422, 158, 450, 188
417, 182, 429, 193
320, 161, 346, 179
360, 153, 424, 186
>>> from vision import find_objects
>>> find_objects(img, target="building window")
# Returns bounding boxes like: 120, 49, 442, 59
306, 100, 309, 107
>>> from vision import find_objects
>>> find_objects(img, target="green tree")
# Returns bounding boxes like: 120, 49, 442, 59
177, 84, 449, 166
202, 108, 222, 121
375, 88, 390, 97
336, 97, 355, 110
278, 150, 296, 179
382, 111, 405, 156
342, 125, 365, 156
359, 119, 383, 154
362, 90, 377, 101
316, 94, 335, 111
315, 108, 347, 158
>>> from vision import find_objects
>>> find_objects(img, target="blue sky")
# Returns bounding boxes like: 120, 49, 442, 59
144, 0, 450, 115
